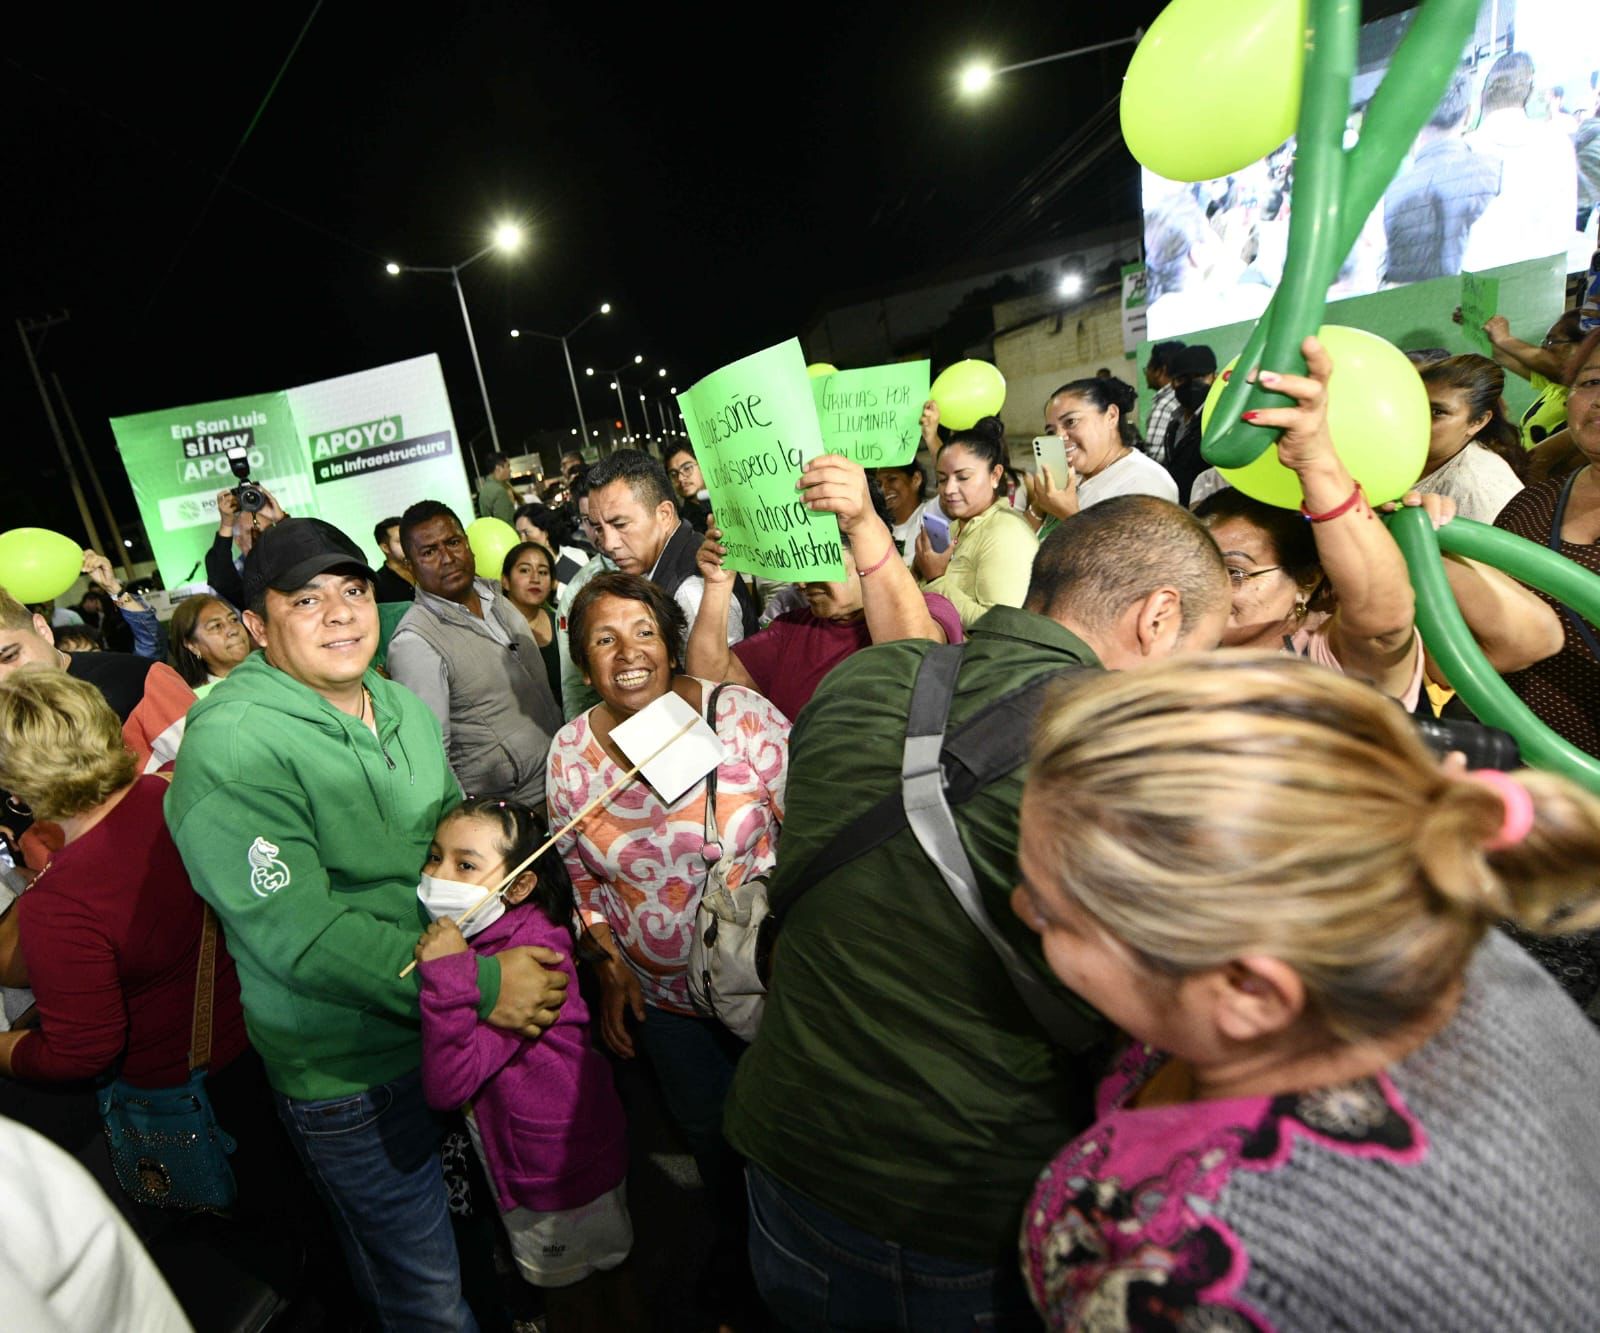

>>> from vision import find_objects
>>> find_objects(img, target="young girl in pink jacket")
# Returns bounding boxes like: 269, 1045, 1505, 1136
415, 797, 638, 1330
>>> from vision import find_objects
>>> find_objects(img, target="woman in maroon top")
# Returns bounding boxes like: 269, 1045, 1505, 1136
1494, 329, 1600, 757
0, 669, 302, 1227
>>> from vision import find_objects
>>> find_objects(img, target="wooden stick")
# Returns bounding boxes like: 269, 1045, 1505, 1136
400, 716, 698, 978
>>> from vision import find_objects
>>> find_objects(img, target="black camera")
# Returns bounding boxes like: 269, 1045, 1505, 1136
1414, 715, 1522, 772
227, 446, 267, 514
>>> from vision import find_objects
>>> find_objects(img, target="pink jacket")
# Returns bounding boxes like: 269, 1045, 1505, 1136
419, 906, 627, 1214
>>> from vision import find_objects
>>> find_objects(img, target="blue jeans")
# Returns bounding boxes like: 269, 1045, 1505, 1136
276, 1067, 477, 1332
745, 1165, 1041, 1332
635, 1003, 746, 1195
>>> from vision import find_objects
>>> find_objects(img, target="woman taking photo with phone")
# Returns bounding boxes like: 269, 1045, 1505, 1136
1024, 376, 1178, 539
913, 416, 1038, 628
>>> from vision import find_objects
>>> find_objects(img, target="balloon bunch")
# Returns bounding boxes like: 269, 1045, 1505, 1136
1122, 0, 1600, 791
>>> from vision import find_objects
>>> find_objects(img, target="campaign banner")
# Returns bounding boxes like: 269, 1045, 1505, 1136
676, 338, 844, 583
1121, 263, 1149, 354
809, 360, 929, 466
110, 355, 470, 591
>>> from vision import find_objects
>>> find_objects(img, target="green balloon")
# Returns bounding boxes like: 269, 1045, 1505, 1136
1387, 508, 1600, 793
466, 517, 521, 581
1199, 325, 1429, 509
1202, 0, 1483, 472
806, 363, 839, 379
0, 528, 84, 604
1122, 0, 1306, 183
929, 360, 1006, 431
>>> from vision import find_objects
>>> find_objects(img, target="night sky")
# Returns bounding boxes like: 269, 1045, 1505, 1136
9, 1, 1365, 551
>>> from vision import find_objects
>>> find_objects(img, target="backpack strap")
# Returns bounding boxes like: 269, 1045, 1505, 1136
900, 644, 1103, 1052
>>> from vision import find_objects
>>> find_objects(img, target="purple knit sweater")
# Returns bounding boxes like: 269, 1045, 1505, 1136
419, 905, 627, 1214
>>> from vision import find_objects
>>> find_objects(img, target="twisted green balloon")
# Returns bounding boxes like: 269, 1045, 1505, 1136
1202, 0, 1481, 468
1387, 510, 1600, 793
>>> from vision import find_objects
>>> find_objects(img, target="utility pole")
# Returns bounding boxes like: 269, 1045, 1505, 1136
17, 314, 106, 557
53, 373, 133, 579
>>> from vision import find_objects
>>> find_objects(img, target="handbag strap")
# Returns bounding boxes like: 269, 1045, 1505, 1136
190, 905, 218, 1072
702, 682, 732, 850
900, 643, 1103, 1053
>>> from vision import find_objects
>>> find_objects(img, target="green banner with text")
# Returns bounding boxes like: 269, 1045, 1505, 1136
676, 338, 844, 583
810, 360, 929, 466
110, 355, 471, 593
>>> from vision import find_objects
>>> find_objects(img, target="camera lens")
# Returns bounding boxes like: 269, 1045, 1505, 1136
236, 483, 266, 513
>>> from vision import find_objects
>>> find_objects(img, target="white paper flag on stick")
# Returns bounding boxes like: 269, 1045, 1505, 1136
610, 690, 722, 803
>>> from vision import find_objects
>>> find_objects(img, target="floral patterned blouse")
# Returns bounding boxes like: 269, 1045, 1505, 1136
545, 680, 789, 1013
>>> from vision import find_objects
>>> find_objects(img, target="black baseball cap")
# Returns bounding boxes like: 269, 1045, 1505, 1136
241, 518, 375, 609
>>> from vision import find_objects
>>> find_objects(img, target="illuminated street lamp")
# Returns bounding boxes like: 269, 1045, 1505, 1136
956, 32, 1142, 98
385, 221, 527, 453
508, 301, 611, 453
586, 356, 649, 441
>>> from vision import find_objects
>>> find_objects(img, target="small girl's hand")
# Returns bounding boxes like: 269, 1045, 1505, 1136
416, 919, 468, 964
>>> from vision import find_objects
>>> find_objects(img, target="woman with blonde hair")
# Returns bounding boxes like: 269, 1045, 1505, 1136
1014, 654, 1600, 1331
0, 671, 295, 1223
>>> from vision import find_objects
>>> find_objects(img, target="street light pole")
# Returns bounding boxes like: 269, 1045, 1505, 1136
387, 224, 524, 458
508, 303, 610, 449
450, 266, 501, 453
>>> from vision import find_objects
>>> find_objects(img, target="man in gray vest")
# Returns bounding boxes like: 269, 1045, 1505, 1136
387, 500, 562, 809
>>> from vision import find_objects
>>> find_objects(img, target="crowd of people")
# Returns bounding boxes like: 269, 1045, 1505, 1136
0, 308, 1597, 1333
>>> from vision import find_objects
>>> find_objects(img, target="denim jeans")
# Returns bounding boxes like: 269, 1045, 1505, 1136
635, 1003, 746, 1197
745, 1164, 1041, 1332
276, 1067, 477, 1332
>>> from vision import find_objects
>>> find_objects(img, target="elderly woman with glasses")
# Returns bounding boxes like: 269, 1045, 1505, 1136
1191, 338, 1564, 708
1188, 337, 1431, 707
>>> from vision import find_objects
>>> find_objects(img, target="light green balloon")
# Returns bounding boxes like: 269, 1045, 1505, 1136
1200, 324, 1429, 509
466, 517, 521, 581
0, 528, 84, 604
1122, 0, 1307, 183
806, 363, 839, 379
929, 360, 1006, 431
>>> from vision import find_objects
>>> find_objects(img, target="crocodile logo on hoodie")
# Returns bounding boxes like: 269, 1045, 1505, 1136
248, 837, 291, 897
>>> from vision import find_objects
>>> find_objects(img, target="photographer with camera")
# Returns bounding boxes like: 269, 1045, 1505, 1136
205, 478, 287, 608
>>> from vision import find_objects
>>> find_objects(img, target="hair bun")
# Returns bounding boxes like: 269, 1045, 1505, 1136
972, 414, 1006, 442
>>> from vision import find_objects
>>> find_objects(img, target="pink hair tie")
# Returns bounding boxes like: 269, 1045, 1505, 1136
1466, 770, 1535, 851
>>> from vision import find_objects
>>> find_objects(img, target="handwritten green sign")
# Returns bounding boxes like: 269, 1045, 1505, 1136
1459, 273, 1500, 358
677, 338, 845, 583
810, 360, 929, 466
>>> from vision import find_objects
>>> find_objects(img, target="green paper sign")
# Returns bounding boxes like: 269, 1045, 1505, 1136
1459, 274, 1500, 358
677, 338, 844, 583
110, 355, 472, 593
810, 360, 929, 466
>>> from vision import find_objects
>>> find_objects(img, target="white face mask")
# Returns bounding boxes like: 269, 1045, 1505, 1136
417, 873, 505, 938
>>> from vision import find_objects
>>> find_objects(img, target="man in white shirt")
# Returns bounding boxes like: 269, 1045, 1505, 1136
1463, 52, 1579, 273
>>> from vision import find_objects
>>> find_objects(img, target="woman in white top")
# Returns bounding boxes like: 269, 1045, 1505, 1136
1413, 355, 1526, 523
1025, 375, 1178, 536
874, 457, 931, 565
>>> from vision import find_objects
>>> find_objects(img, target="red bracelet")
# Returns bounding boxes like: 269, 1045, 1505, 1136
856, 543, 897, 577
1300, 482, 1365, 524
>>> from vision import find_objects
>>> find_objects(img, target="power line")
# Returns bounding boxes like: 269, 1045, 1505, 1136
140, 0, 327, 316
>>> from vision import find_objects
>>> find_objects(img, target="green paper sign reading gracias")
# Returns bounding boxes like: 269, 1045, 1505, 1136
810, 360, 929, 466
677, 338, 844, 582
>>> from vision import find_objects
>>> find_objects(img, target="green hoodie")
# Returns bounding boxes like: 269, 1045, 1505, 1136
165, 652, 497, 1100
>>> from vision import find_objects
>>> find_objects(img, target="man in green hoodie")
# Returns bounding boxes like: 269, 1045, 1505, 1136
166, 517, 568, 1332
